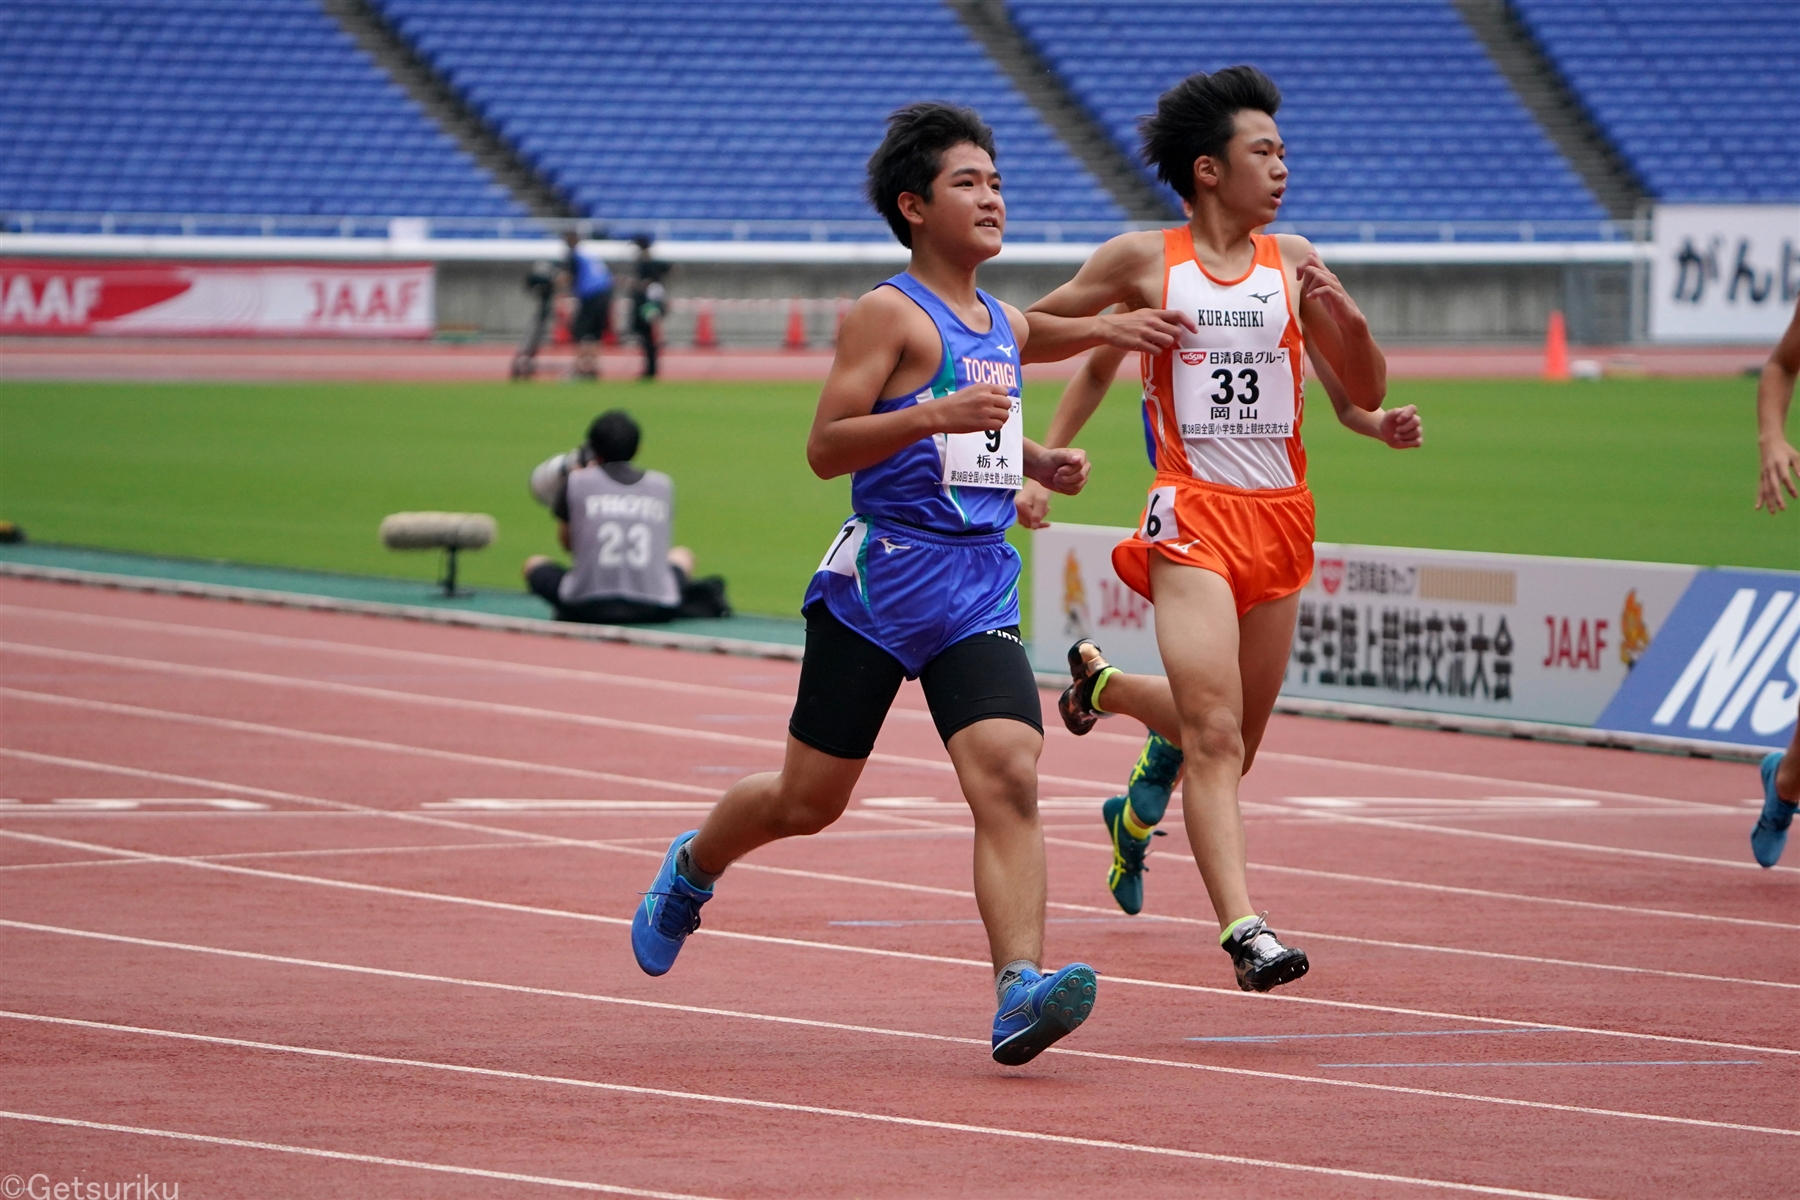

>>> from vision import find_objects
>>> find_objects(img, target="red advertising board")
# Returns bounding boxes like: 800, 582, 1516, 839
0, 259, 435, 337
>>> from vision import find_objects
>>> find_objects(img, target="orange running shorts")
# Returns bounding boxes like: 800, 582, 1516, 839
1111, 474, 1315, 617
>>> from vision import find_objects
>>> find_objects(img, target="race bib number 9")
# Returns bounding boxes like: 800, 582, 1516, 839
1171, 347, 1295, 439
942, 394, 1023, 490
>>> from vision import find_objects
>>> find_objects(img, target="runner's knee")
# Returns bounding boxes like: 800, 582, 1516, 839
963, 740, 1039, 823
1183, 706, 1245, 767
768, 784, 851, 837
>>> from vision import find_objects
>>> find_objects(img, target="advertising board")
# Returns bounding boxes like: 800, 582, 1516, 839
1597, 568, 1800, 750
0, 259, 435, 337
1651, 204, 1800, 344
1034, 525, 1706, 729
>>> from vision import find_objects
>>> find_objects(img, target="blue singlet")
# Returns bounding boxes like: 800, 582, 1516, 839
802, 273, 1025, 677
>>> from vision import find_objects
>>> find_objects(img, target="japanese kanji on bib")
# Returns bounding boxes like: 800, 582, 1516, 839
1142, 229, 1307, 491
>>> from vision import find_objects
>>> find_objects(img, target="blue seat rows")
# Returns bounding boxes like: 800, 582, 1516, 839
1510, 0, 1799, 202
1006, 0, 1608, 225
369, 0, 1124, 226
1, 0, 1792, 230
0, 0, 524, 217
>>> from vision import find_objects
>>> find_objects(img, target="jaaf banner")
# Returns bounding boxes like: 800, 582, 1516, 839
1650, 204, 1800, 344
0, 259, 435, 337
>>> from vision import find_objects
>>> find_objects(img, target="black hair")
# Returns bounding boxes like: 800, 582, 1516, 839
865, 102, 997, 248
587, 409, 640, 463
1139, 66, 1282, 201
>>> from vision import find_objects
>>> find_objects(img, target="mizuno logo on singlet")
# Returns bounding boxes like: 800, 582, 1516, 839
1248, 290, 1279, 304
1194, 309, 1265, 328
875, 537, 912, 554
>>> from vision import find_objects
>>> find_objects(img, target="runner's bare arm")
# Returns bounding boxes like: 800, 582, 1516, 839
1308, 344, 1420, 449
1755, 300, 1800, 513
1280, 235, 1385, 411
807, 291, 1014, 480
1023, 233, 1195, 363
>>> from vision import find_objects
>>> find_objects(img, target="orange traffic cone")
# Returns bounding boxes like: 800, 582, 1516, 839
784, 300, 808, 350
693, 300, 717, 349
1543, 309, 1570, 381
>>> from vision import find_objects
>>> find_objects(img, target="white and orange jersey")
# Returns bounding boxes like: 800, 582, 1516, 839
1141, 227, 1306, 491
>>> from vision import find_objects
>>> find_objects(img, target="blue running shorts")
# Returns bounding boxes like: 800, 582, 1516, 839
803, 516, 1023, 678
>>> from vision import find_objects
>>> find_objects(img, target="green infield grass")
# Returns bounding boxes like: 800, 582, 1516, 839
0, 374, 1787, 629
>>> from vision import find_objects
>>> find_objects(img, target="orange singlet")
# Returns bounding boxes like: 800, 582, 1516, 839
1111, 228, 1315, 616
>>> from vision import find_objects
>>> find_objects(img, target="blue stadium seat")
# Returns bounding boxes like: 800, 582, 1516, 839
1511, 0, 1799, 201
370, 0, 1124, 228
0, 0, 526, 221
1007, 0, 1608, 226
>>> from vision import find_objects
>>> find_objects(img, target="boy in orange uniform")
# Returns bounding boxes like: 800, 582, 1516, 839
1021, 66, 1388, 991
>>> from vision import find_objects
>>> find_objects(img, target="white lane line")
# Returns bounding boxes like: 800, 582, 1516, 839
0, 1109, 715, 1199
4, 829, 1796, 1063
8, 743, 1793, 1038
1247, 861, 1800, 933
0, 1102, 1593, 1199
1081, 729, 1736, 813
1287, 809, 1800, 875
1, 601, 1730, 811
0, 686, 726, 797
3, 944, 1794, 1148
0, 839, 549, 874
9, 802, 1791, 996
0, 648, 1119, 793
0, 601, 809, 707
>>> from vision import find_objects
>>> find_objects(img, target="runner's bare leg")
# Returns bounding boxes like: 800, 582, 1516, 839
947, 718, 1048, 971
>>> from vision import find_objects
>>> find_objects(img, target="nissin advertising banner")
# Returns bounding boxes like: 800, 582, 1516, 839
1035, 527, 1796, 747
1597, 569, 1800, 749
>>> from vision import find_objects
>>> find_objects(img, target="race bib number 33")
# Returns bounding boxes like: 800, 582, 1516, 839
1172, 347, 1295, 439
941, 394, 1023, 490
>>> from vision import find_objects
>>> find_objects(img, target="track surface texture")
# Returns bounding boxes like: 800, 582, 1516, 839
1, 576, 1794, 1199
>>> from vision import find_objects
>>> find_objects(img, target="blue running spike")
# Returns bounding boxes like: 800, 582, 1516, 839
631, 830, 712, 975
991, 963, 1098, 1065
1752, 751, 1796, 868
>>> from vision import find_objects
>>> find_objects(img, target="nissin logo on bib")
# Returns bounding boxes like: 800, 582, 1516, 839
1597, 569, 1800, 748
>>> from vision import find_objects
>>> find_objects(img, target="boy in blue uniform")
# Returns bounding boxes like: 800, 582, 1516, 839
630, 103, 1100, 1064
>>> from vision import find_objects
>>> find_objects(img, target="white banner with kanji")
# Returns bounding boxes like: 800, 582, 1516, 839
1035, 525, 1700, 726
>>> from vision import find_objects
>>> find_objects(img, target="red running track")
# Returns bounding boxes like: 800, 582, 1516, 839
0, 576, 1795, 1199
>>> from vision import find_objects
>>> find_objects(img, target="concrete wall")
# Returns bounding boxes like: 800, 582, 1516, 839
440, 259, 1639, 348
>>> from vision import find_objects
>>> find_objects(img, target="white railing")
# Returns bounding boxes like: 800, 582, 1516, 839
2, 210, 1648, 245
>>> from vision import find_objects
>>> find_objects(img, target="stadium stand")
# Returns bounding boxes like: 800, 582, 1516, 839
1006, 0, 1610, 228
369, 0, 1125, 230
0, 0, 524, 225
1510, 0, 1800, 202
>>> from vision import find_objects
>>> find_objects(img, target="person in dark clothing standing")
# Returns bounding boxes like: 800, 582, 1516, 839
563, 229, 613, 381
629, 233, 670, 380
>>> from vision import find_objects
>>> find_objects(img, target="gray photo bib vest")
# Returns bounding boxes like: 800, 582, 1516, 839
560, 465, 679, 608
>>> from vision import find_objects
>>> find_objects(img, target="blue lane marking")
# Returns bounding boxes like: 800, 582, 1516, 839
1189, 1027, 1561, 1044
1318, 1060, 1760, 1069
831, 918, 1132, 927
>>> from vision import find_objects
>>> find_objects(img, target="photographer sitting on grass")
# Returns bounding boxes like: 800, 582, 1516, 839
524, 410, 729, 623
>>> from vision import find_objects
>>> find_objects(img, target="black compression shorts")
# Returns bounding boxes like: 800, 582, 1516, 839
788, 601, 1043, 760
